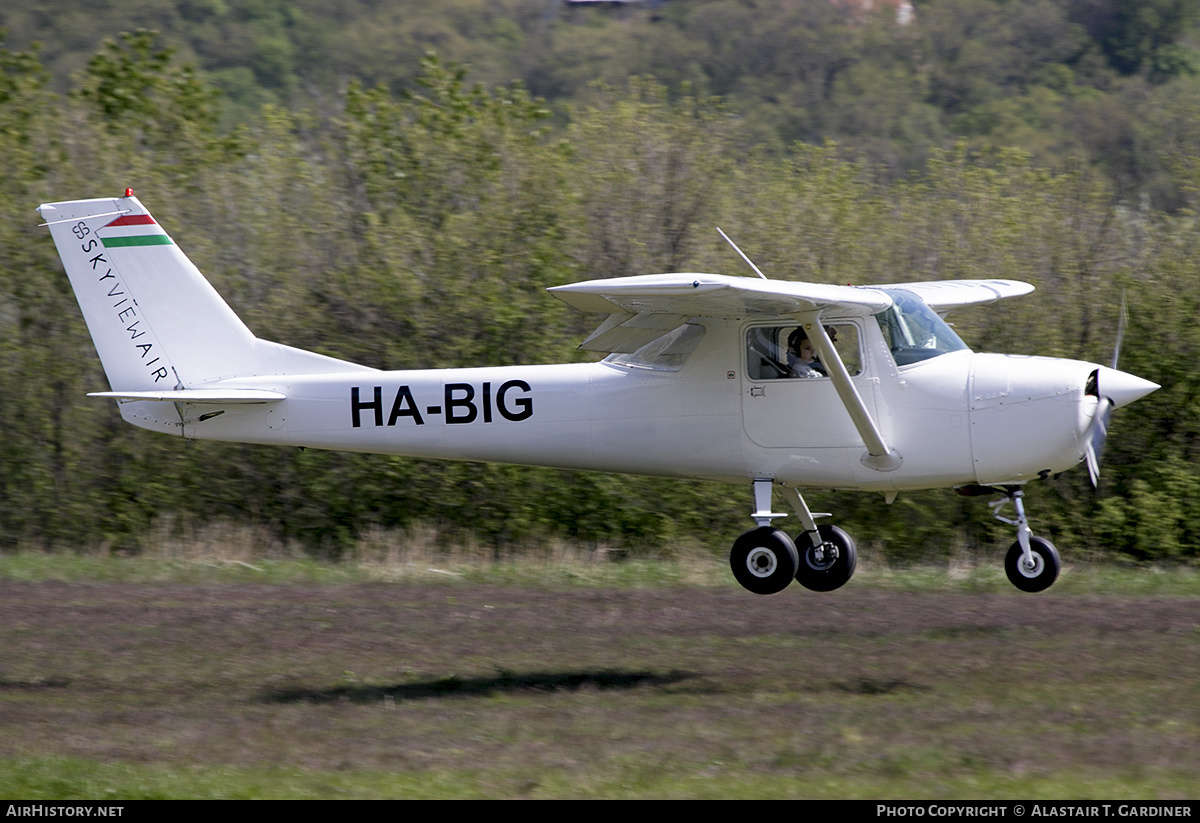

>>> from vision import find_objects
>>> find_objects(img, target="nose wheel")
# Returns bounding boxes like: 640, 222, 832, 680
1004, 537, 1060, 592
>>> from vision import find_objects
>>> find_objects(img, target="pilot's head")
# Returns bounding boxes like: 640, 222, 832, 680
788, 327, 816, 363
788, 326, 836, 361
787, 327, 808, 351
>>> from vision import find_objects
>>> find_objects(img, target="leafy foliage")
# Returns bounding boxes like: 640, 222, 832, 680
4, 1, 1198, 197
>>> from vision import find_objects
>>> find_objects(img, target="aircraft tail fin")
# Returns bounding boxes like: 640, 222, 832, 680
38, 193, 371, 432
38, 194, 260, 393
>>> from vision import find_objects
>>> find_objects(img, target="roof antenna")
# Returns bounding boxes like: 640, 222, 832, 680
716, 227, 769, 281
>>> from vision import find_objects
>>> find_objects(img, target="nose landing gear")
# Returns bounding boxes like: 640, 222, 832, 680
990, 488, 1060, 592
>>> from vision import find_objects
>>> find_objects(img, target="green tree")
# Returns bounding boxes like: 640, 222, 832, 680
1096, 0, 1199, 81
568, 79, 736, 282
73, 30, 247, 186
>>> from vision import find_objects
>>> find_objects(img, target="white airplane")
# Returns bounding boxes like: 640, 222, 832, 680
38, 192, 1159, 594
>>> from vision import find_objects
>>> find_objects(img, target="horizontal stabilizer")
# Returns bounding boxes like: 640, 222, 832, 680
88, 389, 286, 404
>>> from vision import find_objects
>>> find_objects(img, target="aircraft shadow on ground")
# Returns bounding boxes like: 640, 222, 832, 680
260, 669, 697, 704
0, 676, 72, 691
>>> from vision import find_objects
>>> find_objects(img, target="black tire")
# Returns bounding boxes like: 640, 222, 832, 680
730, 527, 799, 595
795, 525, 857, 592
1004, 537, 1061, 592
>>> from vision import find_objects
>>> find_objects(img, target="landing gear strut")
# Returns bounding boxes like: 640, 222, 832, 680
990, 488, 1060, 592
729, 480, 857, 595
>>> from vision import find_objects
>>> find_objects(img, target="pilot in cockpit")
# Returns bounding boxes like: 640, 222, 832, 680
787, 326, 834, 378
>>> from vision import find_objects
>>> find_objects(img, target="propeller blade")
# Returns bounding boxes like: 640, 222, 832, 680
1084, 396, 1114, 488
1111, 291, 1128, 371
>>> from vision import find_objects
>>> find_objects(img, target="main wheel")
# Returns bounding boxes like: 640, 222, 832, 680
795, 525, 857, 592
730, 527, 799, 595
1004, 537, 1060, 592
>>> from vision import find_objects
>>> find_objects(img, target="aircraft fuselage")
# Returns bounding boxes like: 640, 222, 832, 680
146, 316, 1105, 493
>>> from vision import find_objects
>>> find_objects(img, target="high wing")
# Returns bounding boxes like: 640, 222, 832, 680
549, 273, 892, 353
550, 272, 891, 319
874, 279, 1034, 315
550, 273, 1033, 352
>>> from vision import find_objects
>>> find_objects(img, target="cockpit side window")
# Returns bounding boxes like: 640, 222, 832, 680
746, 323, 862, 380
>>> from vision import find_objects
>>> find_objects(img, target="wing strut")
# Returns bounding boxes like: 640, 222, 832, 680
802, 315, 902, 472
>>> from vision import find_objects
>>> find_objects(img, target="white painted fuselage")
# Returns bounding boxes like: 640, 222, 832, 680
154, 316, 1117, 492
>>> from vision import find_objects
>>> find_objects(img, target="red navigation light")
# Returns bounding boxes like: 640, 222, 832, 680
124, 188, 134, 197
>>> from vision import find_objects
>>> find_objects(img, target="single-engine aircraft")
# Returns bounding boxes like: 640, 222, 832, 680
39, 192, 1160, 594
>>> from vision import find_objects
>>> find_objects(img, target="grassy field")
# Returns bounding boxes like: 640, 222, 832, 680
1, 552, 1197, 799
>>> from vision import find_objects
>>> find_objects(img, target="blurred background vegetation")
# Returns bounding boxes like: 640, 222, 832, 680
1, 0, 1198, 564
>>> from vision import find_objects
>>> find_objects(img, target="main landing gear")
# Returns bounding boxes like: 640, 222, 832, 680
989, 487, 1060, 592
729, 479, 857, 595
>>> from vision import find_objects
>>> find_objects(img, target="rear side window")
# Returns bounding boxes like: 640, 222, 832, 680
605, 323, 706, 372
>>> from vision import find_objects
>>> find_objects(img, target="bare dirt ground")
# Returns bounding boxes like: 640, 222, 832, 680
1, 579, 1197, 795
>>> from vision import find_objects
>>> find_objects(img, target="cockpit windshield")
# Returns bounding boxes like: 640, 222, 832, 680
876, 289, 970, 366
